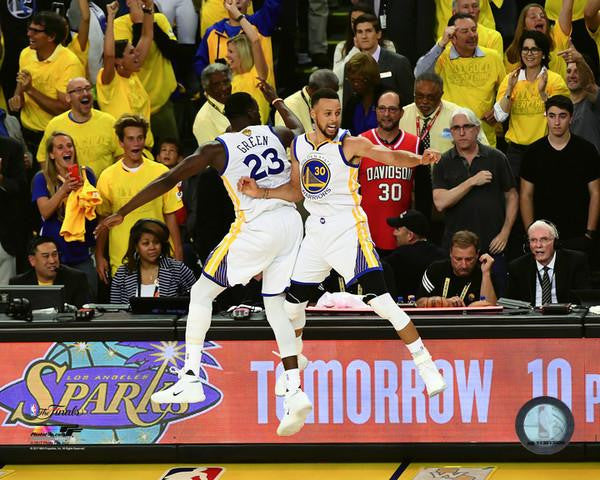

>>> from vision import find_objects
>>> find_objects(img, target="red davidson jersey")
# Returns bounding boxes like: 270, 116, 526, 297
358, 128, 419, 250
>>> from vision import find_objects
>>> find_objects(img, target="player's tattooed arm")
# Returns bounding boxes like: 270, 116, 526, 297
343, 136, 440, 167
238, 143, 303, 202
94, 142, 224, 236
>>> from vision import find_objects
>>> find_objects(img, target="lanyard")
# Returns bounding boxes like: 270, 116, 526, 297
206, 97, 224, 114
416, 105, 442, 142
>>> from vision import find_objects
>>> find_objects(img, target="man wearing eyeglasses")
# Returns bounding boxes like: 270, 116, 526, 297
358, 90, 420, 256
432, 107, 517, 294
7, 12, 85, 164
506, 220, 590, 306
36, 77, 121, 177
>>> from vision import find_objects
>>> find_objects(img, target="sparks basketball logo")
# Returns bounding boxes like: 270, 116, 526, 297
7, 0, 34, 19
0, 341, 224, 444
160, 466, 225, 480
301, 154, 330, 196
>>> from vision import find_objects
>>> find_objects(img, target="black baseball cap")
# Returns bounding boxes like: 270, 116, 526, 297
386, 209, 429, 236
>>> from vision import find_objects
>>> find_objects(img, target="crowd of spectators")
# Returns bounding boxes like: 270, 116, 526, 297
0, 0, 599, 309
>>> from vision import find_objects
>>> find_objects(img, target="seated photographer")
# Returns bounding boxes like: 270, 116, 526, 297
383, 210, 446, 301
110, 219, 196, 304
9, 237, 90, 308
416, 230, 497, 308
506, 220, 590, 306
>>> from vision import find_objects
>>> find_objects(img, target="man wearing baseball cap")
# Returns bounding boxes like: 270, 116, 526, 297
383, 209, 445, 300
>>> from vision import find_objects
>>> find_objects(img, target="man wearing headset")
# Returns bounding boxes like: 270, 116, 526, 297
506, 220, 591, 306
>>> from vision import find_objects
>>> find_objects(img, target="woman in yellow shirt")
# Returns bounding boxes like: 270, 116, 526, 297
494, 30, 569, 177
504, 2, 573, 79
225, 0, 269, 123
96, 0, 155, 148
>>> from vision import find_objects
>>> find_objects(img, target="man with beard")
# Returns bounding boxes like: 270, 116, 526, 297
95, 85, 317, 437
10, 236, 90, 308
36, 77, 120, 177
359, 90, 419, 255
239, 88, 447, 407
416, 230, 497, 307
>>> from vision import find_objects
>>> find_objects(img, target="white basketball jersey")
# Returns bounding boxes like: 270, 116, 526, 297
216, 125, 294, 222
294, 129, 363, 218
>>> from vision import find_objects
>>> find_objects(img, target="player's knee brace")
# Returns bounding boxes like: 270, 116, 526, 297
264, 295, 297, 358
283, 299, 308, 331
186, 276, 224, 344
367, 293, 411, 331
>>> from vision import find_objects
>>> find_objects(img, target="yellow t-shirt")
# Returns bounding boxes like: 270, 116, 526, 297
200, 0, 254, 36
545, 0, 586, 21
96, 158, 182, 274
114, 13, 177, 113
96, 68, 154, 148
19, 45, 85, 132
435, 46, 505, 146
504, 25, 569, 79
435, 0, 503, 39
231, 68, 270, 124
67, 33, 89, 78
37, 109, 121, 177
497, 69, 569, 145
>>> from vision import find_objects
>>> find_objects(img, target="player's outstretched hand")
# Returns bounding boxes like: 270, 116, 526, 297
258, 79, 277, 103
421, 149, 441, 165
237, 176, 261, 197
94, 213, 124, 239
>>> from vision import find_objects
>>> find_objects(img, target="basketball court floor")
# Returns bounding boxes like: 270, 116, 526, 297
0, 462, 598, 479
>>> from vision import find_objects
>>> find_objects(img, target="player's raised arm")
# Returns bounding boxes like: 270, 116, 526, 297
343, 135, 440, 168
259, 80, 304, 147
94, 142, 225, 235
238, 142, 303, 202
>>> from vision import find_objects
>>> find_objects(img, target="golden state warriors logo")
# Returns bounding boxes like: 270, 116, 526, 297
302, 154, 331, 196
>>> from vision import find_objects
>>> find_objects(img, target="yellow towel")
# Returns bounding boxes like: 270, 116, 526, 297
60, 170, 103, 242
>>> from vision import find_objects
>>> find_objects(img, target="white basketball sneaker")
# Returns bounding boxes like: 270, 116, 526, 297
277, 389, 312, 437
414, 354, 447, 397
151, 369, 206, 404
274, 353, 309, 396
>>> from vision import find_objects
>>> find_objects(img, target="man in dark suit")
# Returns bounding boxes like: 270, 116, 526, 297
342, 14, 414, 107
9, 237, 90, 308
506, 220, 591, 306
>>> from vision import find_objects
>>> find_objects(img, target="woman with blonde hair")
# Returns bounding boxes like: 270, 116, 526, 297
224, 0, 270, 123
505, 2, 574, 78
31, 131, 98, 296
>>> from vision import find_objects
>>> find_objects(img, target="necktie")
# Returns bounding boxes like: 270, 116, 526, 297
541, 266, 552, 305
421, 117, 431, 150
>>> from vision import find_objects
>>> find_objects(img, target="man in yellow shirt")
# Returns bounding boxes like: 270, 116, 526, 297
95, 114, 183, 282
445, 0, 503, 56
8, 11, 85, 163
415, 13, 505, 146
435, 0, 502, 39
37, 77, 120, 177
192, 63, 232, 145
114, 0, 179, 143
274, 69, 339, 132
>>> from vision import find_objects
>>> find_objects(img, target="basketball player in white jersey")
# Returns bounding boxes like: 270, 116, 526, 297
239, 88, 447, 401
95, 86, 311, 436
